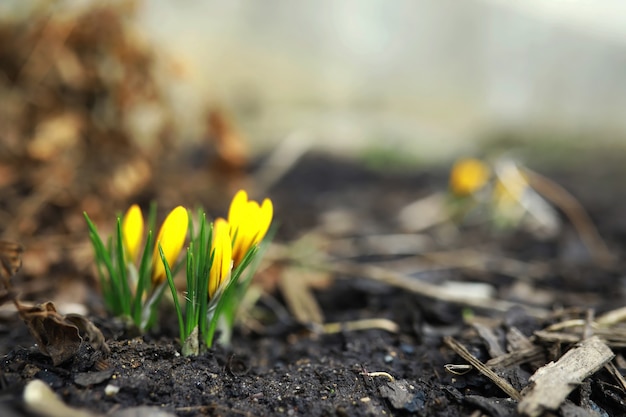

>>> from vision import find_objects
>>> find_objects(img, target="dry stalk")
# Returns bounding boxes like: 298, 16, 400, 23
522, 168, 614, 266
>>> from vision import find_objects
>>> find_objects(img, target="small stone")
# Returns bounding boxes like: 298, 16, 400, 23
105, 384, 120, 396
24, 380, 94, 417
400, 344, 415, 355
74, 369, 114, 387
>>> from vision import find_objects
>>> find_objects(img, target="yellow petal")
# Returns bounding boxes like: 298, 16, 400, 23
449, 158, 490, 197
151, 206, 189, 285
209, 218, 232, 299
227, 190, 273, 266
253, 198, 273, 245
122, 204, 144, 263
228, 189, 248, 231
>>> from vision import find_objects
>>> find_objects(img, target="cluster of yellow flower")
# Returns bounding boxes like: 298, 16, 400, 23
446, 157, 563, 239
85, 188, 274, 348
121, 190, 273, 301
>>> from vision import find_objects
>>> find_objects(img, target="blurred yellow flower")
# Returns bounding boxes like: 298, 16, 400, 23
122, 204, 144, 263
449, 158, 490, 196
151, 206, 189, 285
228, 190, 273, 266
208, 218, 233, 299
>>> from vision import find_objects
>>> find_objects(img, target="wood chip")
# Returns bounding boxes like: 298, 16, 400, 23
518, 336, 614, 417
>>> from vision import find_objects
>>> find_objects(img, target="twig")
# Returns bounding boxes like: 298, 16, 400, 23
361, 371, 395, 381
323, 318, 399, 334
522, 168, 614, 266
331, 262, 549, 318
485, 346, 546, 370
421, 248, 550, 281
444, 336, 522, 401
596, 306, 626, 326
267, 242, 551, 318
604, 361, 626, 393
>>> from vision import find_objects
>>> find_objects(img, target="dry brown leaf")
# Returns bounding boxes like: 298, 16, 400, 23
66, 313, 110, 356
17, 301, 109, 366
279, 268, 331, 325
19, 301, 82, 365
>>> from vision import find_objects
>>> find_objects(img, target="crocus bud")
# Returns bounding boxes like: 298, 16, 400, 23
151, 206, 189, 285
208, 218, 233, 299
449, 158, 490, 197
122, 204, 144, 263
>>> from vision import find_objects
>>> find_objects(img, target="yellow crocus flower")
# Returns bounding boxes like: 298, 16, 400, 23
208, 218, 233, 299
228, 190, 273, 267
151, 206, 189, 285
449, 158, 490, 197
122, 204, 144, 263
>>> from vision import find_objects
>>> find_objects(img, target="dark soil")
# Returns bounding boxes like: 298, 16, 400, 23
3, 152, 626, 417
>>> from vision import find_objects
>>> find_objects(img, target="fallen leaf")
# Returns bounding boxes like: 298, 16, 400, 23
17, 301, 109, 366
66, 313, 110, 356
278, 267, 330, 325
19, 301, 82, 366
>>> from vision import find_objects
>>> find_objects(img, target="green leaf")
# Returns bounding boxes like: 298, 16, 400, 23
159, 243, 186, 345
132, 229, 154, 327
84, 212, 122, 314
115, 217, 132, 316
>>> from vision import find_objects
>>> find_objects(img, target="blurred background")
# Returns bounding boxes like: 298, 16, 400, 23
135, 0, 626, 160
4, 0, 626, 162
1, 0, 626, 292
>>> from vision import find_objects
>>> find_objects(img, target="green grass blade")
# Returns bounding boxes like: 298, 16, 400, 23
159, 243, 186, 343
132, 229, 154, 325
84, 212, 122, 314
184, 246, 195, 336
115, 218, 132, 316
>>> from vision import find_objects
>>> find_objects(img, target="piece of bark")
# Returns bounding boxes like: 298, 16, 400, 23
518, 336, 614, 417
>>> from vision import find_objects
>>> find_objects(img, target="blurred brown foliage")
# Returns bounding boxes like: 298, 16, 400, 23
0, 2, 175, 284
0, 2, 255, 305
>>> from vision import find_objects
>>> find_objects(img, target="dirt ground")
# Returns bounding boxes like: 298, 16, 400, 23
2, 151, 626, 417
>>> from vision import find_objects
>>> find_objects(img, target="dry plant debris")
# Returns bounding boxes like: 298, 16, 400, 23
0, 2, 171, 268
16, 301, 109, 366
1, 239, 108, 366
518, 336, 614, 417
